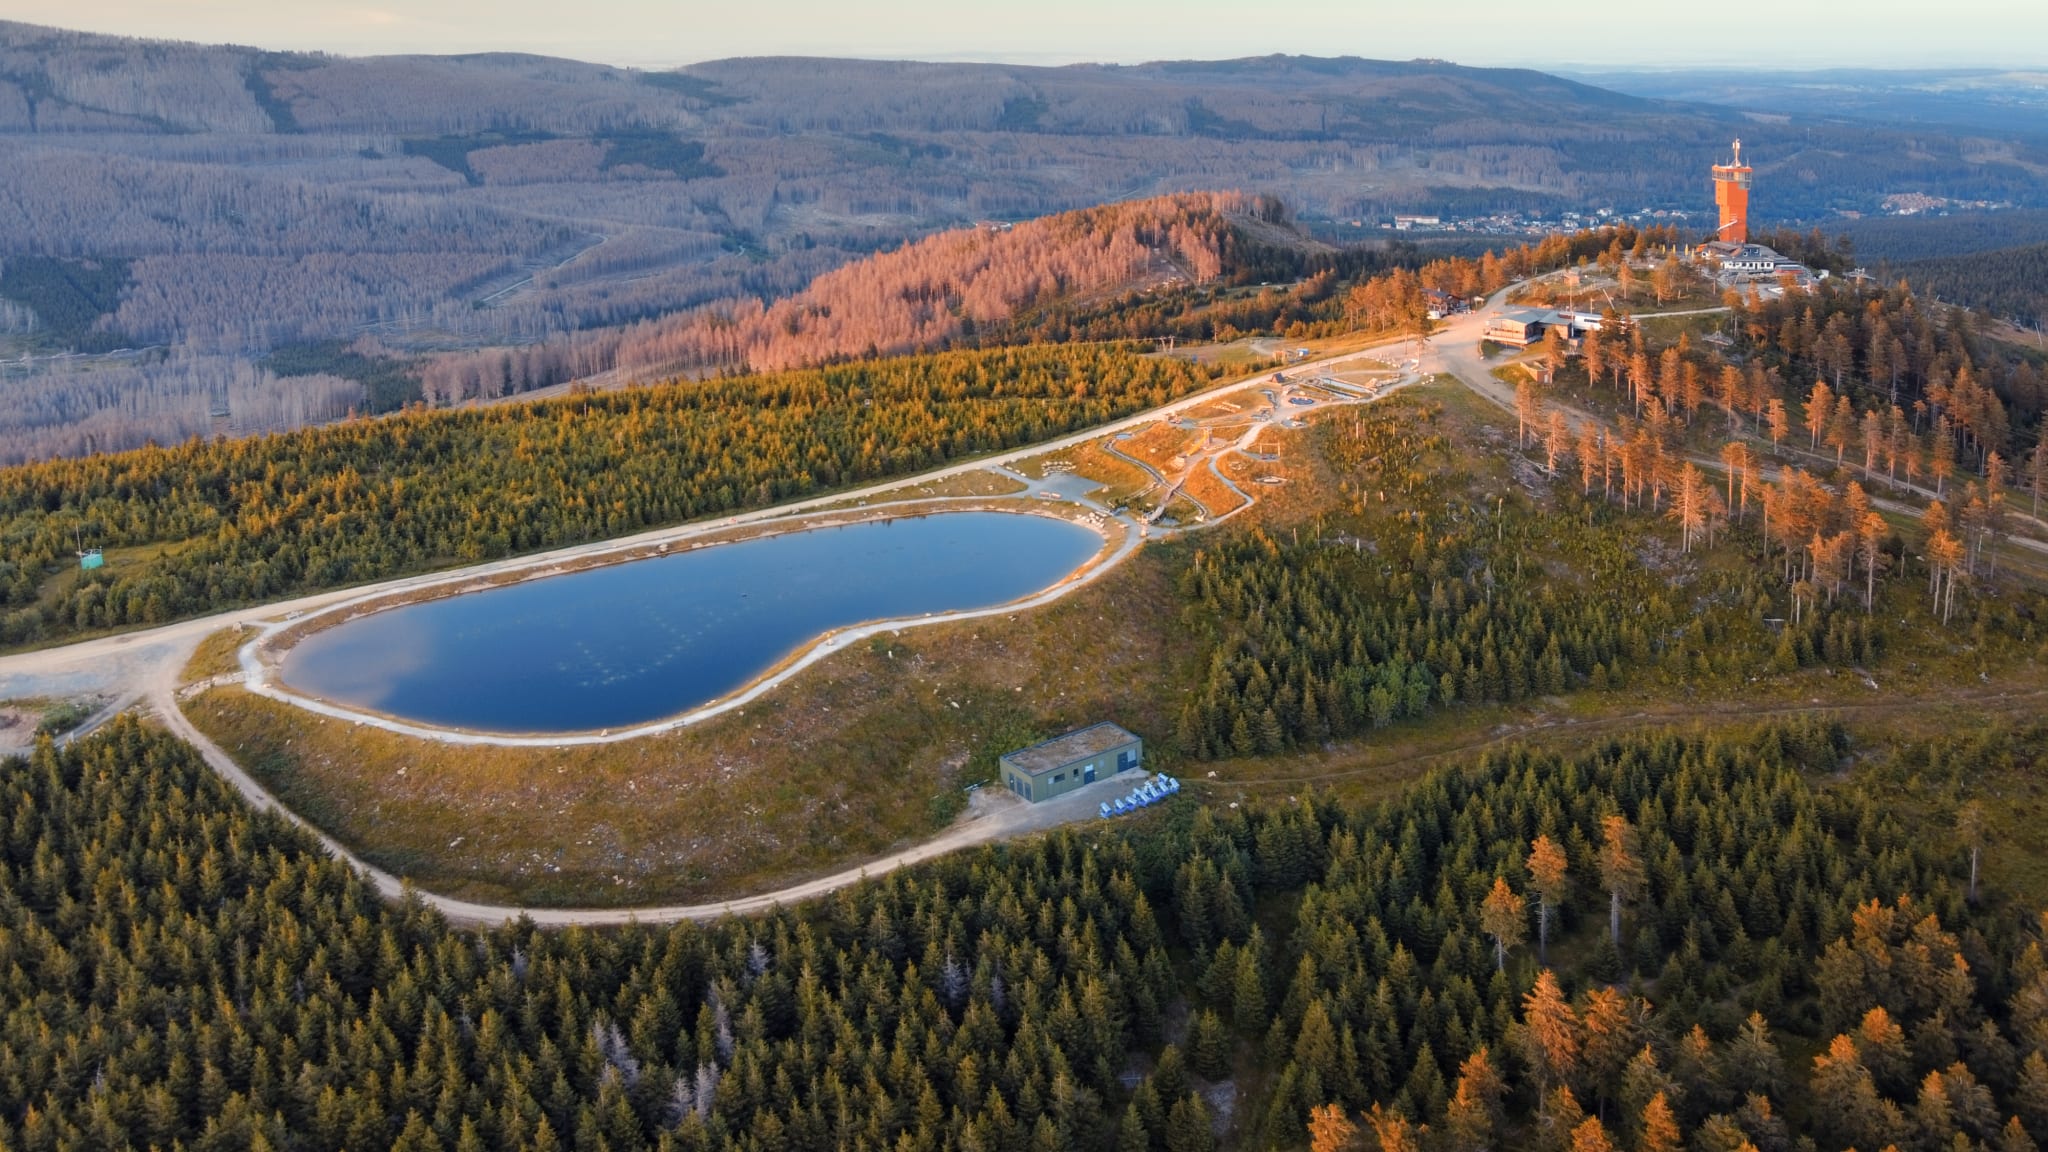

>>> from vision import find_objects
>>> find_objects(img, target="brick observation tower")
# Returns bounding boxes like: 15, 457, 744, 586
1712, 139, 1753, 243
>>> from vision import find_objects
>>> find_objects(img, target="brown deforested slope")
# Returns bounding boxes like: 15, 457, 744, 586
415, 192, 1315, 399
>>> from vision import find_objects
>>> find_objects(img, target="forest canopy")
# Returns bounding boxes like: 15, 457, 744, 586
2, 713, 2041, 1152
1898, 242, 2048, 329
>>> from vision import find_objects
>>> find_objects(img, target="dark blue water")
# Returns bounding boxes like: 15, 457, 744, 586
279, 512, 1099, 733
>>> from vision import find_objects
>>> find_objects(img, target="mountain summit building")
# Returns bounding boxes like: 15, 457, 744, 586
1712, 139, 1753, 244
1695, 140, 1816, 291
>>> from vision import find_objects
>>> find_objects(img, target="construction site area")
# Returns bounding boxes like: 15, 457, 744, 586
1003, 355, 1412, 529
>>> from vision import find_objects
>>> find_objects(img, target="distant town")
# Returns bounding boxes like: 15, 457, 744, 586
1352, 191, 2015, 238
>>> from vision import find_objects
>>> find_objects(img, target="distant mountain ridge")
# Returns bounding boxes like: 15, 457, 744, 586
675, 53, 1659, 139
0, 23, 1656, 138
4, 18, 2047, 460
1569, 66, 2048, 137
6, 20, 2039, 224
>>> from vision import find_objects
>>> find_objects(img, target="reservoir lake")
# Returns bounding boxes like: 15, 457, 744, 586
277, 511, 1101, 733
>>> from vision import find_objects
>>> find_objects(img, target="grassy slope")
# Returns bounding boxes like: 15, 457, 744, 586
179, 624, 252, 685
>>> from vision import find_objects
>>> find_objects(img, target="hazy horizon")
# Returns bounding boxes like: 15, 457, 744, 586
10, 1, 2048, 72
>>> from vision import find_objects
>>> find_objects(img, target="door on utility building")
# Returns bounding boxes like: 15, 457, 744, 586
1084, 763, 1096, 784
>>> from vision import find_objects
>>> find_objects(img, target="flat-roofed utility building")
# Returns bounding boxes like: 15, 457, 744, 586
999, 722, 1141, 802
1483, 310, 1550, 347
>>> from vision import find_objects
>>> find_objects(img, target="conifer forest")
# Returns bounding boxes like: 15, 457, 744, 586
6, 20, 2048, 1152
4, 716, 2045, 1152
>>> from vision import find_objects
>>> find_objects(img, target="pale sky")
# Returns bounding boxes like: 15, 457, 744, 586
7, 0, 2045, 70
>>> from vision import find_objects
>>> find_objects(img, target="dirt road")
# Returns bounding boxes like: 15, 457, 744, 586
156, 667, 1164, 926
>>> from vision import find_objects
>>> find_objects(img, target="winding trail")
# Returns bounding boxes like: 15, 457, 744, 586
1206, 454, 1254, 521
1099, 438, 1193, 522
1100, 439, 1165, 493
159, 674, 1158, 927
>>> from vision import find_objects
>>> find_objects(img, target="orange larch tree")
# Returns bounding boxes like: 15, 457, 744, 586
1528, 835, 1570, 965
1598, 815, 1644, 948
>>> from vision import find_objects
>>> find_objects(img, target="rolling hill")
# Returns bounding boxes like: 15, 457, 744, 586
410, 192, 1331, 398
